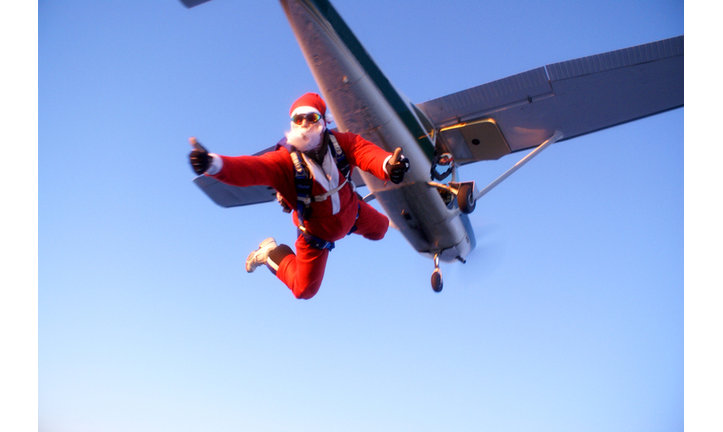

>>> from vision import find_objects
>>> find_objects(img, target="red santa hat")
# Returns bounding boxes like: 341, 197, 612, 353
289, 92, 334, 124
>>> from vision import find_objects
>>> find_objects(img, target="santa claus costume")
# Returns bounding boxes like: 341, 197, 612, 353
192, 93, 408, 299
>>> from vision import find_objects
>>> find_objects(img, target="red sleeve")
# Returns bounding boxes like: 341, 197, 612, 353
333, 131, 391, 181
210, 147, 295, 195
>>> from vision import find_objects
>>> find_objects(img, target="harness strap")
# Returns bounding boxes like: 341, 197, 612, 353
298, 226, 335, 251
328, 134, 350, 180
298, 202, 361, 251
288, 132, 359, 251
288, 138, 353, 206
310, 178, 348, 202
289, 150, 313, 218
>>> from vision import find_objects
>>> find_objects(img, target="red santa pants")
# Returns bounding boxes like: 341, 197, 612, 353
275, 198, 389, 299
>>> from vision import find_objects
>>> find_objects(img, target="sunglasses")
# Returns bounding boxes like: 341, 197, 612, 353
291, 112, 322, 125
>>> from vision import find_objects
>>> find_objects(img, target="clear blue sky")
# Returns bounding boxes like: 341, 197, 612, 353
20, 0, 711, 430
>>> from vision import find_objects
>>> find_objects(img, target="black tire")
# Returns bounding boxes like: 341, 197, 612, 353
458, 183, 476, 214
431, 269, 443, 292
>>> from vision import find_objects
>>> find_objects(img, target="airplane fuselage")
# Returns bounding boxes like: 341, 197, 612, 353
281, 0, 475, 263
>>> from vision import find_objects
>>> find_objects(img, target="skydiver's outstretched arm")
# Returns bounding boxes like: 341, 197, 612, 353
333, 131, 409, 183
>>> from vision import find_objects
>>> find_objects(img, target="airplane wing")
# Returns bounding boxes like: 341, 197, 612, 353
417, 36, 683, 164
192, 140, 368, 208
193, 176, 278, 208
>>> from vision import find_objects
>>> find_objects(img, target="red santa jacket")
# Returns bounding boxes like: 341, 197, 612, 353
210, 130, 392, 242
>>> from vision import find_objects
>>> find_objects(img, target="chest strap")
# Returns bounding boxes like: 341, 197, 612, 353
289, 133, 355, 220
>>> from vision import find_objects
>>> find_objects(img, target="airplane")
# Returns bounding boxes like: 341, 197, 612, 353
180, 0, 684, 292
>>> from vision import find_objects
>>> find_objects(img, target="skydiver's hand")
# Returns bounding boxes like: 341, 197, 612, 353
386, 148, 410, 184
189, 137, 211, 175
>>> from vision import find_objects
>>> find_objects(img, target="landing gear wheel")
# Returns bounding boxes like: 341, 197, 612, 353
431, 252, 443, 292
458, 183, 476, 214
431, 268, 443, 292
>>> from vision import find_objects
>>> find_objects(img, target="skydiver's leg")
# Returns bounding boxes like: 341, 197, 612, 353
270, 235, 329, 300
351, 198, 389, 241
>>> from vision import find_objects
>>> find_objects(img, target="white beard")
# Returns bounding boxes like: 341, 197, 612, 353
285, 121, 325, 152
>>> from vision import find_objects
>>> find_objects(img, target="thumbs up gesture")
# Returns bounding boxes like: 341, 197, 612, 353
386, 147, 410, 184
189, 137, 211, 175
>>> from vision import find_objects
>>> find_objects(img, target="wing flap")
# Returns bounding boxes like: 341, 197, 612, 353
418, 36, 684, 162
421, 67, 552, 128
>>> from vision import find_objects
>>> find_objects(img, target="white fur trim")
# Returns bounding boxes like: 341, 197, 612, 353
324, 111, 334, 124
206, 153, 223, 175
267, 257, 280, 272
382, 154, 393, 177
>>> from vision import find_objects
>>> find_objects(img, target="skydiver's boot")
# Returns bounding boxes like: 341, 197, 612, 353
246, 238, 277, 273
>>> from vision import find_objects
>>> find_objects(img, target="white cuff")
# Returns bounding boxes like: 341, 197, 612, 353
382, 155, 393, 177
205, 153, 223, 175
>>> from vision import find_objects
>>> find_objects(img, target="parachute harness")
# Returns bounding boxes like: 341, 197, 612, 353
288, 133, 358, 250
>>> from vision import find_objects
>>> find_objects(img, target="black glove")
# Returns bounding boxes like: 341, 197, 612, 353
386, 149, 410, 184
189, 137, 211, 175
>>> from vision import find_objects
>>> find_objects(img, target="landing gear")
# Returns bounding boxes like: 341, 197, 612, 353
431, 269, 443, 292
431, 253, 443, 292
429, 180, 478, 214
457, 183, 476, 214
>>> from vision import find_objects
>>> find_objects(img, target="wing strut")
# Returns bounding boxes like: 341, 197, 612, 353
474, 130, 563, 201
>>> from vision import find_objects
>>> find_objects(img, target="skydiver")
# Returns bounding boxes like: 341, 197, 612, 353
189, 93, 409, 299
